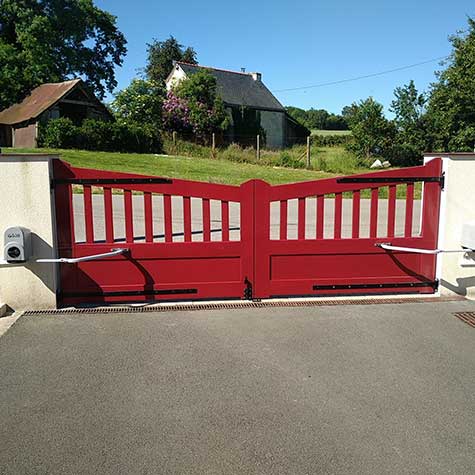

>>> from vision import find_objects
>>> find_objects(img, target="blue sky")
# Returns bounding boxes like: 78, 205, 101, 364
96, 0, 474, 115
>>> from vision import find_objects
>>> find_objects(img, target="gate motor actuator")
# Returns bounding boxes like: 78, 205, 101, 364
4, 227, 31, 263
2, 226, 127, 265
376, 221, 475, 254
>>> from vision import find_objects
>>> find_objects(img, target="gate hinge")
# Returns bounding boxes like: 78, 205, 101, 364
439, 172, 445, 190
244, 277, 252, 300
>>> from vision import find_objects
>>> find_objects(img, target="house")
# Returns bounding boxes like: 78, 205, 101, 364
0, 79, 112, 148
166, 62, 309, 149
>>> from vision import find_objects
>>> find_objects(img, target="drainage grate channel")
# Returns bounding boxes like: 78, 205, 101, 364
22, 296, 465, 316
453, 311, 475, 328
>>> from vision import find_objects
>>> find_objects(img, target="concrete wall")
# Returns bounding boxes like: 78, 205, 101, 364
13, 123, 37, 148
0, 155, 58, 310
425, 153, 475, 299
261, 110, 285, 149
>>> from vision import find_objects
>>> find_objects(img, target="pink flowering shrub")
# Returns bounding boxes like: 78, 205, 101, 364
162, 91, 193, 133
162, 70, 229, 141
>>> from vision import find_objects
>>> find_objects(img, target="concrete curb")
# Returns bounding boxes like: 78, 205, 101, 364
22, 294, 465, 316
0, 311, 22, 339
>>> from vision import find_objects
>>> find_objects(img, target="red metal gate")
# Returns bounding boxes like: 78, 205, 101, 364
53, 158, 442, 307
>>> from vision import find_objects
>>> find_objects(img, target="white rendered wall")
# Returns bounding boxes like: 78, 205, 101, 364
425, 153, 475, 299
0, 155, 58, 310
166, 66, 187, 91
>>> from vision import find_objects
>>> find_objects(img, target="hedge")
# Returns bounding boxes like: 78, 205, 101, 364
313, 134, 352, 147
38, 118, 163, 153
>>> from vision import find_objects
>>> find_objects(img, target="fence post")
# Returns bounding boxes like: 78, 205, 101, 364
257, 134, 260, 161
172, 131, 177, 146
212, 133, 216, 159
306, 136, 311, 169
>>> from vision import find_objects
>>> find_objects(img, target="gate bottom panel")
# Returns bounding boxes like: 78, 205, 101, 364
60, 282, 244, 306
59, 242, 247, 306
257, 238, 438, 298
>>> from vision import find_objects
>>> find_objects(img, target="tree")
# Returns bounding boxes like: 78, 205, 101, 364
285, 107, 309, 128
111, 79, 164, 127
306, 108, 330, 130
163, 69, 228, 140
326, 113, 347, 130
426, 17, 475, 151
145, 36, 197, 85
346, 97, 395, 160
389, 80, 427, 165
0, 0, 127, 110
285, 106, 348, 130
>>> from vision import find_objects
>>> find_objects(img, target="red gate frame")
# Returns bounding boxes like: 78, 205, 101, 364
253, 158, 442, 298
53, 158, 443, 306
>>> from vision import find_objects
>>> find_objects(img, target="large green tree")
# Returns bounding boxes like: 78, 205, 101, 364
389, 80, 427, 165
426, 17, 475, 151
0, 0, 127, 110
145, 36, 197, 85
346, 97, 395, 160
111, 79, 164, 127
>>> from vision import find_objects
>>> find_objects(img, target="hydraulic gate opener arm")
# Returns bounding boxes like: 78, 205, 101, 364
36, 248, 129, 264
375, 243, 472, 254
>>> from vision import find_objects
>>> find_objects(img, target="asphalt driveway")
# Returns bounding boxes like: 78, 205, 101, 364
1, 300, 474, 474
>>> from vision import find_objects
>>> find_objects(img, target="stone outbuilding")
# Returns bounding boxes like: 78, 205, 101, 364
166, 62, 309, 149
0, 79, 112, 148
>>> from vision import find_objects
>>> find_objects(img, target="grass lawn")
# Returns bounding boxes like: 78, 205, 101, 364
311, 129, 352, 136
4, 147, 338, 185
4, 147, 421, 199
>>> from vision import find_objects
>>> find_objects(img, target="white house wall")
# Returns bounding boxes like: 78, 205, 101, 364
166, 67, 187, 91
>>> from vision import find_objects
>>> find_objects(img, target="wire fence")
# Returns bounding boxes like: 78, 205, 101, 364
162, 131, 352, 170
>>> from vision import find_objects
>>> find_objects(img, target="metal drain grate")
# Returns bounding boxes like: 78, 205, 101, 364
22, 295, 464, 316
453, 311, 475, 328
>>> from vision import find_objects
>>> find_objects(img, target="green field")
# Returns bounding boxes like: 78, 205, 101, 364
4, 147, 420, 198
311, 129, 352, 136
4, 147, 338, 185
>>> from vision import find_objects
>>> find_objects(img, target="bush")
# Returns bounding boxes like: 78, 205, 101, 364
219, 143, 258, 164
385, 143, 423, 167
313, 134, 352, 147
38, 118, 162, 153
38, 118, 78, 148
278, 150, 305, 168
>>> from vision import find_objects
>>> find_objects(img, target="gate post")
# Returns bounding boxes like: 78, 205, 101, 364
252, 179, 272, 299
425, 153, 475, 299
0, 154, 59, 310
239, 180, 256, 299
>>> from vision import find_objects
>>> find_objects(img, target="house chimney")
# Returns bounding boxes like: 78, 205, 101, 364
241, 67, 246, 73
251, 72, 262, 82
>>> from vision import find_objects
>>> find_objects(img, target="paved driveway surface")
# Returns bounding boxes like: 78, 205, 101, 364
1, 300, 474, 474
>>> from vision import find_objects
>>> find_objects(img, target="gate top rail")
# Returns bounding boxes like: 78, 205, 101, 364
336, 175, 443, 185
269, 158, 443, 200
52, 160, 241, 201
53, 177, 174, 185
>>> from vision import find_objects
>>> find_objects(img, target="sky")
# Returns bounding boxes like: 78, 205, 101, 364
95, 0, 475, 115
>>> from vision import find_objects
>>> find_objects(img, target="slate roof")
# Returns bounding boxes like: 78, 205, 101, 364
176, 62, 285, 112
0, 79, 84, 125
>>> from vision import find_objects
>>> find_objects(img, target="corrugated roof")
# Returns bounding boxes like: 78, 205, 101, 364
176, 63, 285, 112
0, 79, 81, 125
